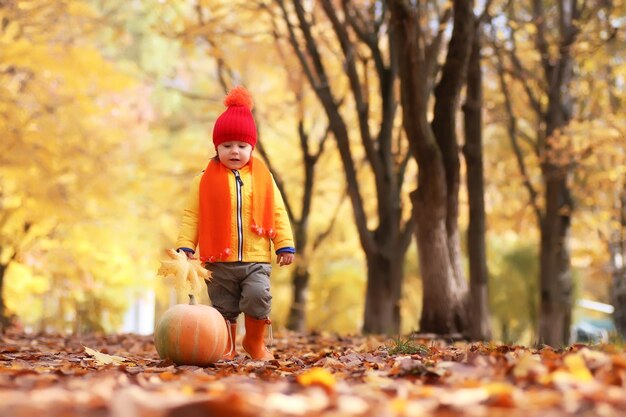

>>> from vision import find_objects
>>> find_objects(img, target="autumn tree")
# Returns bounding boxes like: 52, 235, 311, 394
462, 3, 493, 341
490, 0, 617, 345
564, 4, 626, 338
0, 0, 156, 332
388, 0, 475, 335
270, 0, 414, 334
0, 0, 89, 330
585, 4, 626, 339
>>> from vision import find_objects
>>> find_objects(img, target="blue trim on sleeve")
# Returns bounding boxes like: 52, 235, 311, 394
177, 247, 195, 254
276, 247, 296, 255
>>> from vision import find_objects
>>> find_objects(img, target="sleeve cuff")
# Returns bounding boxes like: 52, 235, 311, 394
276, 247, 296, 255
177, 247, 195, 254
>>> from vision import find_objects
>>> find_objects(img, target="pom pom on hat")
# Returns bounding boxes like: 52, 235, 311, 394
213, 86, 257, 148
224, 86, 254, 110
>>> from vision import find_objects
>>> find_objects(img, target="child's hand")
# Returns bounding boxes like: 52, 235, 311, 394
277, 253, 294, 266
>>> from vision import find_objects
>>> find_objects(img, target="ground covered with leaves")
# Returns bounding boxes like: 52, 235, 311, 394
1, 331, 626, 417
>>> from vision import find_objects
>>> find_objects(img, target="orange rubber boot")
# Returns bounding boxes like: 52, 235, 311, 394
223, 320, 237, 360
242, 316, 274, 360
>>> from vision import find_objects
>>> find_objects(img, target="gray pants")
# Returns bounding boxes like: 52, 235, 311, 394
205, 262, 272, 322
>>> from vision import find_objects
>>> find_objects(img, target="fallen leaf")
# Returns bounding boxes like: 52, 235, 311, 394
296, 367, 336, 393
512, 351, 548, 381
563, 353, 594, 382
83, 346, 127, 365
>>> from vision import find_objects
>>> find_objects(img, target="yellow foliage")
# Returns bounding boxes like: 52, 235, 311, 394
156, 249, 210, 300
66, 2, 99, 18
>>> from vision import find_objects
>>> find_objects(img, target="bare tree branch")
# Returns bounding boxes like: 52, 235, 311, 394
320, 0, 381, 178
491, 25, 542, 224
312, 190, 348, 251
504, 8, 545, 118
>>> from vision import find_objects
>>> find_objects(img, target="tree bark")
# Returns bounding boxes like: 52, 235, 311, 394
431, 0, 474, 303
536, 0, 577, 344
613, 267, 626, 338
389, 0, 473, 334
413, 177, 460, 333
538, 170, 573, 346
494, 0, 580, 346
286, 264, 310, 332
285, 187, 310, 332
610, 183, 626, 338
363, 241, 406, 334
462, 26, 492, 341
274, 0, 413, 334
0, 262, 7, 332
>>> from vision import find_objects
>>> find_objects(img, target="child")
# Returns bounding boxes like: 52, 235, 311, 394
175, 86, 295, 361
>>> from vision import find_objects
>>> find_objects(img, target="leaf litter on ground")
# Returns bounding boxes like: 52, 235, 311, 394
1, 330, 625, 417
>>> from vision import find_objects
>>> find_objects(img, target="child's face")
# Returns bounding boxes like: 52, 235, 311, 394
216, 141, 253, 170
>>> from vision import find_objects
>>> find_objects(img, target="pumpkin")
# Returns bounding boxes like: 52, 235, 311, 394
154, 294, 228, 366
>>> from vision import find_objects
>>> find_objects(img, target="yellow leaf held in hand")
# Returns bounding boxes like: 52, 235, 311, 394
83, 346, 127, 365
157, 249, 210, 298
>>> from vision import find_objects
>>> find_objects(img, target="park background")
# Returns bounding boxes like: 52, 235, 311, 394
0, 0, 624, 346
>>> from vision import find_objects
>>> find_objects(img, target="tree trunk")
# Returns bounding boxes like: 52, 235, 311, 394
538, 169, 573, 346
463, 27, 492, 341
611, 246, 626, 339
413, 178, 462, 333
329, 117, 411, 334
0, 262, 7, 332
613, 269, 626, 338
610, 183, 626, 338
394, 30, 463, 332
537, 57, 575, 346
363, 247, 404, 334
532, 0, 577, 346
286, 264, 310, 332
389, 0, 473, 335
394, 33, 462, 332
275, 0, 412, 334
431, 0, 474, 305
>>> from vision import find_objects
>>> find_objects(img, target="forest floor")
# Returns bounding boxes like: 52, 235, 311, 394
1, 330, 625, 417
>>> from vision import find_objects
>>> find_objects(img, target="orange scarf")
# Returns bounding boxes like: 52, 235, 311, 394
198, 156, 276, 262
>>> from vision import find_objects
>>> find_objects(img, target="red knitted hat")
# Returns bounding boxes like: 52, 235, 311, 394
212, 86, 257, 148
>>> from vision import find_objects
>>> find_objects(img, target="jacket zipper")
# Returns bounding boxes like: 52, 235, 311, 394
233, 170, 244, 261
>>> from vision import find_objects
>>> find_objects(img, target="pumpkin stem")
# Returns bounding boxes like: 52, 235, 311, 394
188, 294, 197, 305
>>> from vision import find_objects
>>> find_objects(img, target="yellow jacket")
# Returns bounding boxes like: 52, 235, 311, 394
176, 163, 295, 263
